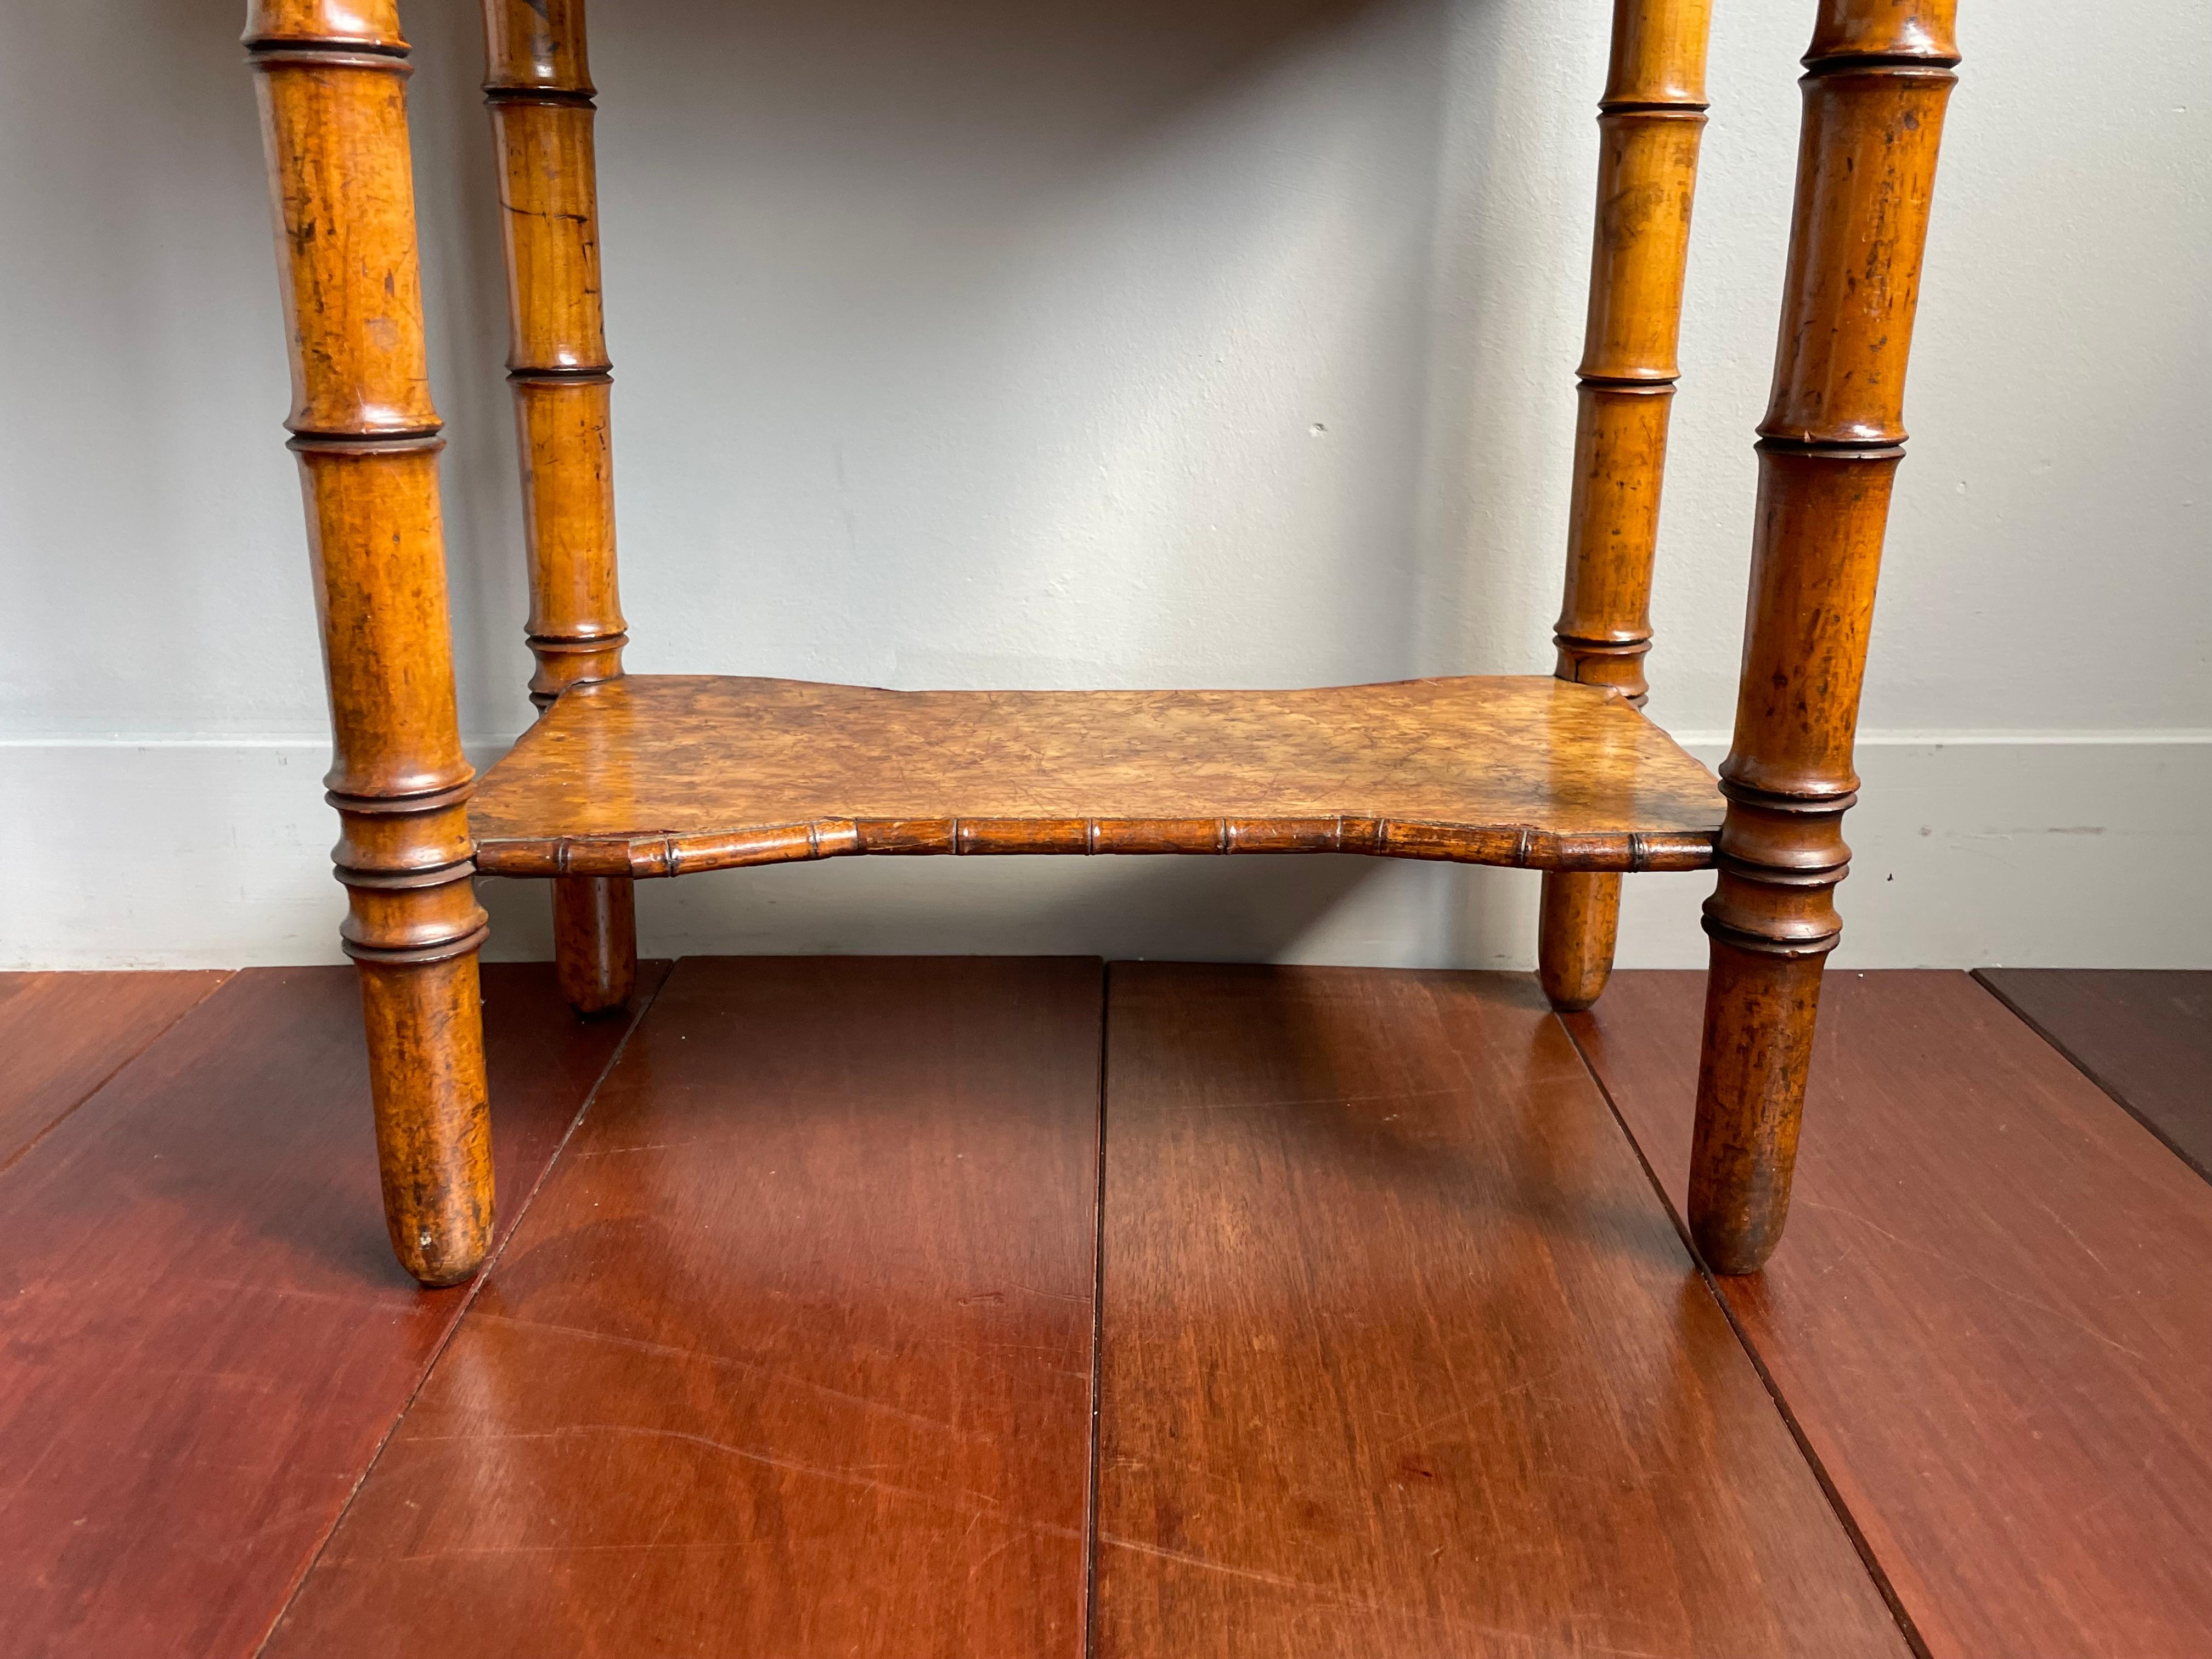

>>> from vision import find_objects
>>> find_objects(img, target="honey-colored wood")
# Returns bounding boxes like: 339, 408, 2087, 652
1536, 870, 1620, 1011
551, 874, 636, 1014
247, 1, 494, 1286
240, 0, 1966, 1282
467, 674, 1725, 878
480, 0, 637, 1013
1691, 4, 1959, 1273
1539, 0, 1713, 1012
1808, 0, 1958, 66
479, 0, 624, 707
1552, 0, 1712, 708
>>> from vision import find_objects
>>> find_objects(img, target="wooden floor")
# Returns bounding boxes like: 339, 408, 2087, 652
2, 961, 2207, 1657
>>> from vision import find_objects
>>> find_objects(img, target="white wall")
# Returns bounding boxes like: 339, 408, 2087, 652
1, 0, 2205, 969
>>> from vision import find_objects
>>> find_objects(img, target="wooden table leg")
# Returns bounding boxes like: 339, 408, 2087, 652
481, 0, 637, 1013
247, 2, 494, 1284
1541, 0, 1712, 1009
1691, 2, 1959, 1273
552, 876, 637, 1015
1539, 872, 1624, 1013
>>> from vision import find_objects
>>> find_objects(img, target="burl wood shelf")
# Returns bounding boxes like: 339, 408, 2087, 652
467, 674, 1725, 880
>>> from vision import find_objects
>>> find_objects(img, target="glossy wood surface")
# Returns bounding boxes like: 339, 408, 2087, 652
1689, 2, 1959, 1271
240, 0, 1970, 1287
11, 963, 2204, 1650
1978, 969, 2212, 1182
551, 874, 636, 1015
1537, 0, 1714, 1012
246, 1, 495, 1284
1551, 0, 1711, 707
263, 957, 1101, 1659
481, 0, 627, 708
481, 0, 638, 1012
0, 970, 227, 1168
1537, 869, 1620, 1012
469, 674, 1725, 878
1095, 964, 1908, 1658
244, 0, 407, 54
0, 963, 651, 1659
1570, 970, 2212, 1659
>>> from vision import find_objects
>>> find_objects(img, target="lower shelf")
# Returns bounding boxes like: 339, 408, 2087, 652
466, 674, 1724, 878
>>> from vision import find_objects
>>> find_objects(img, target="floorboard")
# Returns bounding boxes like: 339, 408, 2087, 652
1567, 970, 2212, 1659
1096, 964, 1907, 1659
0, 963, 653, 1659
1977, 969, 2212, 1181
264, 957, 1103, 1659
0, 969, 228, 1167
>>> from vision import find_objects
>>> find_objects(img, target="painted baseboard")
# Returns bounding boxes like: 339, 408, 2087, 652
2, 735, 2204, 970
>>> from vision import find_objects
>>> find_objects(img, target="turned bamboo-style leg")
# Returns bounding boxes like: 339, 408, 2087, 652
1691, 3, 1959, 1273
553, 875, 636, 1014
1538, 873, 1622, 1012
1539, 0, 1712, 1011
247, 2, 493, 1285
481, 0, 637, 1013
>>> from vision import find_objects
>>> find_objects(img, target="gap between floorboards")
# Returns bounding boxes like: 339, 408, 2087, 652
249, 964, 677, 1659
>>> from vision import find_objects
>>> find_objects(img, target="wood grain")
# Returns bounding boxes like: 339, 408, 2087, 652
1537, 870, 1620, 1012
0, 962, 654, 1659
1551, 0, 1711, 706
479, 0, 641, 1011
481, 0, 628, 708
264, 957, 1102, 1659
1538, 0, 1714, 1008
0, 970, 227, 1168
550, 873, 636, 1015
1568, 970, 2212, 1659
469, 674, 1724, 878
1688, 3, 1960, 1271
1978, 969, 2212, 1182
246, 2, 496, 1284
1096, 963, 1908, 1658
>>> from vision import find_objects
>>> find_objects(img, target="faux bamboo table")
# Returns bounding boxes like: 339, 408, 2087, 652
242, 0, 1959, 1285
